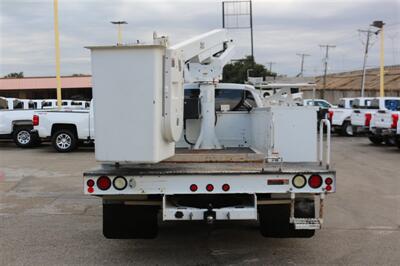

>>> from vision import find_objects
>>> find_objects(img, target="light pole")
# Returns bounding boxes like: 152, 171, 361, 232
371, 20, 385, 97
53, 0, 62, 109
111, 21, 127, 45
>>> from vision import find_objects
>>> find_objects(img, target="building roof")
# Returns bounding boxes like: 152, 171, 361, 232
0, 75, 91, 91
315, 65, 400, 91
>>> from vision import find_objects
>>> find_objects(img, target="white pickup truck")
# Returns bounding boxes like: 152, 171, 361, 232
368, 98, 400, 145
32, 103, 94, 152
0, 98, 42, 147
351, 97, 400, 144
328, 97, 355, 136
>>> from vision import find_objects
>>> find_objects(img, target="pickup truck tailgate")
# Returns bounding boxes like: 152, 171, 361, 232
351, 110, 367, 126
374, 111, 399, 129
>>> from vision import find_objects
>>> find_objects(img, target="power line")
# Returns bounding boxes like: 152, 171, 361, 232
319, 44, 336, 99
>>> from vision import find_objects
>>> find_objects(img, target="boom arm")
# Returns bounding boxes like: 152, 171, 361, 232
162, 29, 235, 149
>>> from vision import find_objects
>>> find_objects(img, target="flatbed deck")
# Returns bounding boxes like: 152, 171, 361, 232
85, 148, 334, 176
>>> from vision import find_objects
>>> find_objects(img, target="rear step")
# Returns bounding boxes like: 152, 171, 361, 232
292, 218, 321, 230
290, 192, 324, 230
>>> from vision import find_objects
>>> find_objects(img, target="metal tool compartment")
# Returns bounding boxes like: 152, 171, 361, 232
88, 45, 175, 163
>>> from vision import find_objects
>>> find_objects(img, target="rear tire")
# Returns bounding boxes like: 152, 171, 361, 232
384, 136, 396, 146
13, 126, 35, 148
259, 199, 315, 238
51, 129, 77, 152
368, 135, 384, 145
340, 121, 353, 136
103, 204, 158, 239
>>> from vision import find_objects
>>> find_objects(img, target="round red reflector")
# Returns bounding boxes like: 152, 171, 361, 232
206, 184, 214, 192
325, 177, 333, 185
222, 184, 230, 191
190, 184, 198, 192
308, 175, 323, 188
97, 176, 111, 190
87, 187, 94, 193
86, 179, 95, 187
325, 185, 332, 191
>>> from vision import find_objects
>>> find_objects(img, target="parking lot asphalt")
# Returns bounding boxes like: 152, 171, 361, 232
0, 137, 399, 265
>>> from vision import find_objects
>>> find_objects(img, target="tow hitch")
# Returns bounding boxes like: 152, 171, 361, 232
203, 204, 216, 224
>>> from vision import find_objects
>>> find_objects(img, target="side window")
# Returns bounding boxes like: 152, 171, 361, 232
62, 102, 68, 106
28, 102, 35, 109
184, 89, 200, 100
338, 100, 345, 108
318, 101, 330, 108
290, 88, 299, 94
14, 101, 23, 109
369, 99, 379, 109
385, 100, 400, 111
184, 88, 256, 112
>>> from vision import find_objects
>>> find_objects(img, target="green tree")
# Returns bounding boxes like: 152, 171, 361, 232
3, 72, 24, 78
222, 56, 275, 83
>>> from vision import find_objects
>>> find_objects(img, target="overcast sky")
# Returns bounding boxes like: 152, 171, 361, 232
0, 0, 399, 77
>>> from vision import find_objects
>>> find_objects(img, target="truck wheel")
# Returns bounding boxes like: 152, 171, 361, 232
13, 126, 35, 148
340, 121, 353, 136
52, 129, 77, 152
259, 199, 315, 238
103, 204, 158, 239
384, 136, 396, 146
368, 135, 384, 145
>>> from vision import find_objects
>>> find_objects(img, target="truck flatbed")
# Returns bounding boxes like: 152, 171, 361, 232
85, 148, 334, 176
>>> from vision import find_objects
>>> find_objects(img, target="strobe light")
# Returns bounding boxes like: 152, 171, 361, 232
113, 176, 127, 190
292, 175, 307, 188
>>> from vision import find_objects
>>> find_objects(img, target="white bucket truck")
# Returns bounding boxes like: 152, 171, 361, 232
83, 29, 335, 239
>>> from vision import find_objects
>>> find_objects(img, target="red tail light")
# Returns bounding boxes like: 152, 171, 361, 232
32, 115, 39, 126
365, 113, 372, 127
222, 184, 230, 191
190, 184, 198, 192
86, 179, 95, 187
206, 184, 214, 192
97, 176, 111, 190
308, 175, 322, 188
328, 111, 333, 121
391, 114, 399, 129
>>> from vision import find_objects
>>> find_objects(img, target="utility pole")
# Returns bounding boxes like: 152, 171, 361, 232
319, 44, 336, 99
371, 20, 385, 97
358, 29, 377, 97
266, 62, 276, 72
296, 53, 310, 77
111, 21, 127, 45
